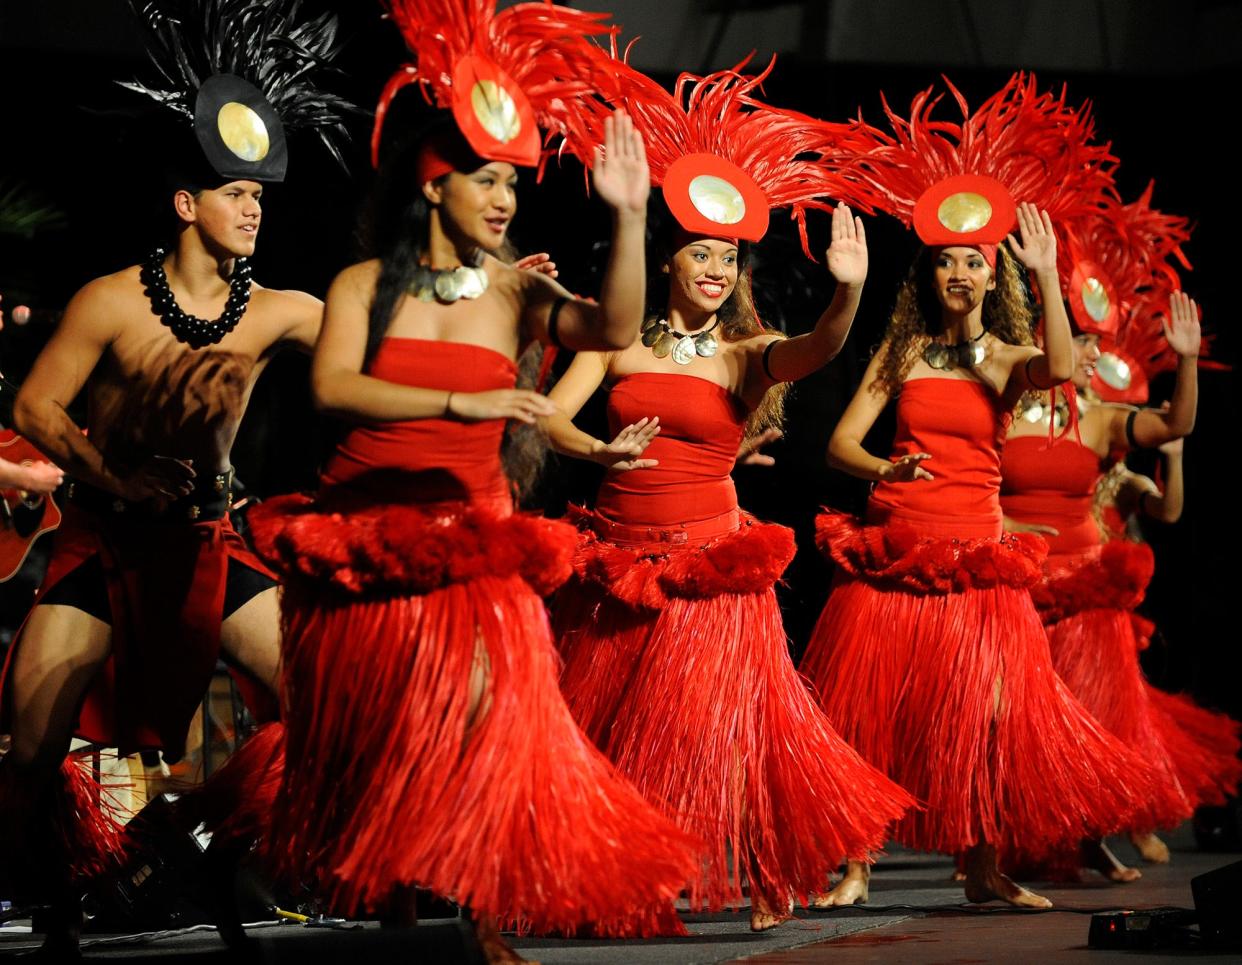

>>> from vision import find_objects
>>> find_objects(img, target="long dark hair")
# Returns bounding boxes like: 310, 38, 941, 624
357, 125, 441, 365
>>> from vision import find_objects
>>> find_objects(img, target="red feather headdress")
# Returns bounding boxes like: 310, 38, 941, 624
557, 52, 884, 250
372, 0, 617, 169
854, 73, 1118, 255
1061, 184, 1197, 402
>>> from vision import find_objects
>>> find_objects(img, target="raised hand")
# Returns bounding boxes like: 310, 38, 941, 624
736, 427, 782, 468
880, 451, 933, 482
1006, 202, 1057, 273
595, 416, 660, 472
825, 203, 867, 287
513, 252, 559, 279
1164, 291, 1201, 359
121, 454, 196, 501
592, 111, 650, 216
448, 389, 558, 425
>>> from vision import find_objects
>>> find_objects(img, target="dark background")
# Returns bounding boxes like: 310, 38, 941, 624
1, 1, 1238, 718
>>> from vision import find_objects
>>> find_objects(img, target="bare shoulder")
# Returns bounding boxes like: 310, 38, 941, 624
991, 338, 1039, 364
61, 265, 145, 332
249, 283, 322, 311
337, 258, 383, 285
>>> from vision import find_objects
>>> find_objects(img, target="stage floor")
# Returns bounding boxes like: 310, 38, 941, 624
1, 828, 1235, 962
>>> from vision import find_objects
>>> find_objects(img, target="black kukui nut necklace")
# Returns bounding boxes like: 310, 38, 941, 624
141, 247, 253, 349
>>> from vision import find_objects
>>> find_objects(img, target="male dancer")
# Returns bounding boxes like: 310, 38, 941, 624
0, 0, 355, 954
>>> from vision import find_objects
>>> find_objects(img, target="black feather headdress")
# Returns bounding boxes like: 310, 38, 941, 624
120, 0, 359, 183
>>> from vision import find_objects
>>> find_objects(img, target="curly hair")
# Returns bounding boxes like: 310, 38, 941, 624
647, 226, 788, 434
872, 245, 1035, 399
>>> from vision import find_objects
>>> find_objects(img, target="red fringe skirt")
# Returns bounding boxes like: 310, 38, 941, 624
241, 495, 698, 935
555, 510, 914, 912
800, 512, 1159, 864
1034, 542, 1241, 827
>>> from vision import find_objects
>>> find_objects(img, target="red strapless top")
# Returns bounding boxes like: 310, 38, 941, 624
595, 373, 747, 528
1000, 436, 1103, 555
321, 338, 514, 506
867, 379, 1010, 539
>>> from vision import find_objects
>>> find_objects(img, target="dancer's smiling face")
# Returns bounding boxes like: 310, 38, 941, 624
1072, 333, 1102, 389
176, 180, 263, 258
932, 245, 995, 316
666, 237, 739, 318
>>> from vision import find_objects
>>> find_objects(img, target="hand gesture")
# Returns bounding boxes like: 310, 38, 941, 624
1164, 291, 1201, 359
879, 451, 933, 482
448, 389, 558, 425
592, 111, 649, 216
736, 427, 782, 468
513, 252, 559, 279
17, 460, 64, 495
825, 203, 867, 287
1006, 203, 1057, 273
121, 455, 196, 501
596, 417, 660, 472
1003, 517, 1060, 536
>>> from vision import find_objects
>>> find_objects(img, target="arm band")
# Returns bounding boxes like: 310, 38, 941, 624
762, 340, 780, 381
1025, 355, 1053, 390
1124, 409, 1139, 449
547, 296, 567, 350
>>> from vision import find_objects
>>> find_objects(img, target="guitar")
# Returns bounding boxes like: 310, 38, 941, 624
0, 375, 63, 581
0, 431, 63, 581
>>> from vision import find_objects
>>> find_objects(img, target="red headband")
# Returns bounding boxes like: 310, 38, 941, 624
414, 128, 487, 186
933, 243, 998, 270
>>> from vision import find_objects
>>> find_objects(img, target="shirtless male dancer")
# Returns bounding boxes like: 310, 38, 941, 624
0, 1, 355, 955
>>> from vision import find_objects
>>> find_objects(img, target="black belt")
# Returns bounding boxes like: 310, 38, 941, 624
65, 470, 236, 522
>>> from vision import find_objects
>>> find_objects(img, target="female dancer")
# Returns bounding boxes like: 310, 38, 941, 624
1002, 290, 1239, 877
800, 195, 1164, 908
543, 63, 914, 931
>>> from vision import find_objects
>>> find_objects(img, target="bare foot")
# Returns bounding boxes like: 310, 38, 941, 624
950, 869, 966, 882
810, 860, 870, 907
474, 917, 532, 964
1130, 831, 1170, 864
750, 893, 793, 931
1081, 838, 1142, 883
963, 843, 1053, 909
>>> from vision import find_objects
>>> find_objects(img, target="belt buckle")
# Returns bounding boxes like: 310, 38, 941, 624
660, 529, 688, 545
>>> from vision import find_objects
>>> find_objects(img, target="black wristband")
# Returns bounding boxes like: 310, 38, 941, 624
762, 340, 780, 381
547, 296, 567, 350
1025, 355, 1053, 390
1124, 408, 1139, 449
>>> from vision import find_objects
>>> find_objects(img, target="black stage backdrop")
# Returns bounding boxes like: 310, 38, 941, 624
1, 3, 1238, 720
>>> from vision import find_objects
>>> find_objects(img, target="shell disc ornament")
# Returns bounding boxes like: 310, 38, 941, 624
664, 153, 770, 241
913, 174, 1016, 247
450, 54, 540, 167
1068, 259, 1120, 338
193, 74, 289, 182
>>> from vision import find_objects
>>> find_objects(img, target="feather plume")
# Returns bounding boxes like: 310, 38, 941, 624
375, 0, 617, 163
1065, 183, 1198, 379
555, 49, 886, 252
855, 73, 1117, 226
120, 0, 359, 167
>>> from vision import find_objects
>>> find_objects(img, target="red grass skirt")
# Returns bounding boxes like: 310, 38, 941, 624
800, 513, 1158, 864
239, 495, 698, 935
1035, 542, 1241, 827
555, 512, 914, 912
0, 753, 125, 900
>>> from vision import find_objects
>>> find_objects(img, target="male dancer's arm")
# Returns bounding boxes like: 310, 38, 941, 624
13, 278, 194, 500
